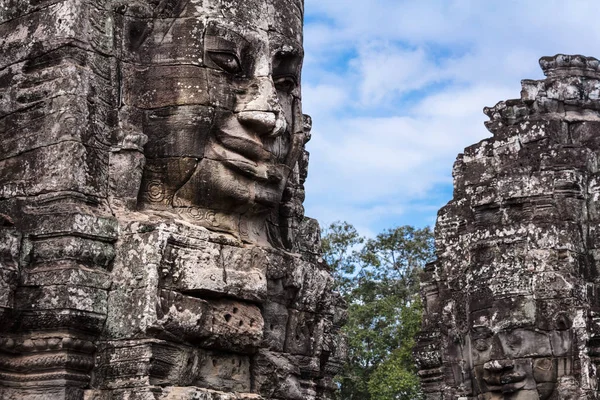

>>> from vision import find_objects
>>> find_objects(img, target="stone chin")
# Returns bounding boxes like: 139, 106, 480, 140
172, 156, 287, 215
480, 369, 539, 399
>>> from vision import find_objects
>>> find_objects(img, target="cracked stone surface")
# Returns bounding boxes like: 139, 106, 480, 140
0, 1, 346, 399
415, 54, 600, 400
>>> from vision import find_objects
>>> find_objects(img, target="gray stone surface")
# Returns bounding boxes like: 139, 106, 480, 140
0, 0, 346, 399
415, 54, 600, 399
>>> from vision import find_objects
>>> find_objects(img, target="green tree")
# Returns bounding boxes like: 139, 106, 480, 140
321, 221, 363, 294
322, 222, 434, 400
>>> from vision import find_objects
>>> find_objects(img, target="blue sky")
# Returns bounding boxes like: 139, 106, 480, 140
300, 0, 600, 237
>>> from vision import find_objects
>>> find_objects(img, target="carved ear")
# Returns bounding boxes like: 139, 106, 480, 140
302, 114, 312, 144
276, 111, 311, 250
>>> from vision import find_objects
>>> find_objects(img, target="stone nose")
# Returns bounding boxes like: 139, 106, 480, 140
237, 111, 277, 135
483, 359, 515, 372
236, 77, 287, 136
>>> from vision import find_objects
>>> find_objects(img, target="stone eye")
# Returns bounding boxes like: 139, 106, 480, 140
474, 338, 490, 352
555, 312, 572, 330
274, 75, 297, 93
506, 333, 522, 350
209, 52, 242, 74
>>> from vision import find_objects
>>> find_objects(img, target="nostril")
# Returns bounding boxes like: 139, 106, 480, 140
237, 111, 277, 135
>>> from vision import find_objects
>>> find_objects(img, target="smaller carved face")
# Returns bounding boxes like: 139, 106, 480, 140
469, 306, 573, 400
472, 329, 553, 399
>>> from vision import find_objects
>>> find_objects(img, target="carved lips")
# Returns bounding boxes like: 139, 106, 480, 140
212, 113, 287, 184
483, 361, 528, 394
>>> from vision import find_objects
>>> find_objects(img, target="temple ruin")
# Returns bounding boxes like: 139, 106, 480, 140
416, 54, 600, 399
0, 0, 346, 399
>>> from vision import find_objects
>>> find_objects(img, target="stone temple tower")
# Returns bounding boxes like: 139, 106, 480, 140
415, 54, 600, 400
0, 1, 346, 399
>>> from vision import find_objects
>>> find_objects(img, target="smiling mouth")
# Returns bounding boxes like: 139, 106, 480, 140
500, 379, 526, 393
216, 129, 273, 162
211, 131, 283, 183
484, 372, 527, 394
222, 157, 283, 183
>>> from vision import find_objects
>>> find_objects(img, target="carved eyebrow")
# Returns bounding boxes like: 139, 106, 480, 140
203, 22, 257, 76
204, 22, 250, 54
470, 326, 493, 338
205, 37, 239, 54
272, 52, 302, 78
272, 44, 302, 59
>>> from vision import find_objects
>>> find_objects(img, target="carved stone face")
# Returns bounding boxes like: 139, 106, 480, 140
469, 302, 573, 400
126, 0, 305, 243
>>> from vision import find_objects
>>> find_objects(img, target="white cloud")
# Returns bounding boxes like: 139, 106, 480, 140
302, 83, 347, 117
412, 84, 515, 120
353, 44, 444, 105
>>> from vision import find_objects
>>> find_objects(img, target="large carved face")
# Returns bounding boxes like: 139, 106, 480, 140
123, 0, 305, 243
468, 298, 574, 400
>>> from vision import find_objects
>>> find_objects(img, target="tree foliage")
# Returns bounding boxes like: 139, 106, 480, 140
321, 222, 435, 400
321, 221, 363, 294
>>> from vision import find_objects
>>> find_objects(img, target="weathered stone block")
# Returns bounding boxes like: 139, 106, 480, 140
0, 99, 91, 161
108, 150, 145, 209
159, 237, 222, 293
21, 266, 111, 290
0, 387, 86, 400
0, 141, 107, 199
93, 340, 189, 389
194, 351, 251, 392
104, 285, 159, 339
0, 0, 88, 69
156, 289, 211, 341
262, 301, 288, 352
290, 261, 332, 313
219, 245, 268, 301
254, 350, 303, 400
203, 299, 263, 353
122, 64, 211, 109
0, 227, 20, 312
157, 237, 267, 303
121, 16, 205, 66
27, 236, 115, 269
24, 212, 118, 241
16, 284, 107, 314
284, 309, 317, 356
143, 105, 214, 158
